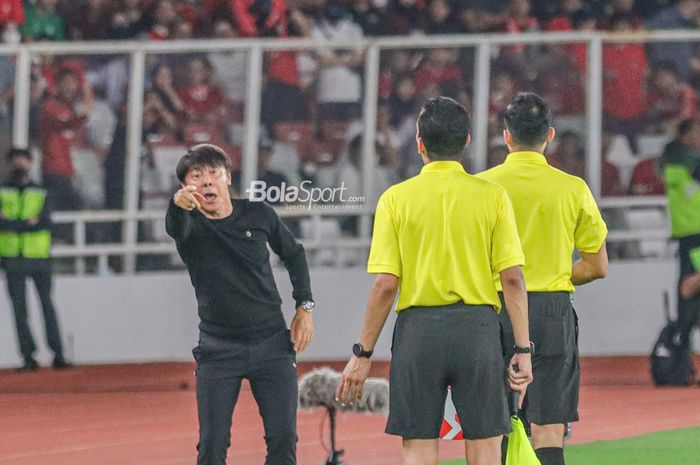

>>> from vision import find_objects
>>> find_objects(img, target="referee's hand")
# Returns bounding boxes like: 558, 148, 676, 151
336, 356, 371, 405
174, 185, 205, 211
508, 353, 533, 393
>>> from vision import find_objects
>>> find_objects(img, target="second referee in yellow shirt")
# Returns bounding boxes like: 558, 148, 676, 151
478, 93, 608, 465
337, 96, 533, 465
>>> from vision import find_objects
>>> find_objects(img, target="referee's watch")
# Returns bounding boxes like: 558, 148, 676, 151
514, 342, 535, 354
298, 300, 315, 313
352, 343, 373, 359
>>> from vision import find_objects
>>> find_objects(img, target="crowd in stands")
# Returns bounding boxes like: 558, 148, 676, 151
0, 0, 698, 249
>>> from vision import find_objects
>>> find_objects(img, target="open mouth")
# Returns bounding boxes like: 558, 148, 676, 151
203, 193, 218, 202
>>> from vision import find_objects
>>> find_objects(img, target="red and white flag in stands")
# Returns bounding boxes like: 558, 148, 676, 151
440, 389, 463, 440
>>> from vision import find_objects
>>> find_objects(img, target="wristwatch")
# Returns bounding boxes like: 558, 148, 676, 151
514, 342, 535, 354
299, 300, 315, 313
352, 343, 374, 359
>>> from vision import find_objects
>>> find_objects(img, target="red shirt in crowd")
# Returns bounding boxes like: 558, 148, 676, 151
602, 160, 624, 197
39, 98, 87, 178
266, 51, 300, 87
177, 85, 227, 121
0, 0, 23, 25
647, 83, 698, 123
504, 16, 539, 54
414, 64, 462, 96
602, 43, 648, 120
232, 0, 287, 37
629, 158, 665, 195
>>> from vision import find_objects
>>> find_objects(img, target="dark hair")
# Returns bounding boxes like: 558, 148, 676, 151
55, 67, 78, 83
504, 92, 552, 147
678, 118, 700, 138
175, 144, 232, 182
6, 147, 31, 161
417, 96, 470, 161
653, 60, 679, 77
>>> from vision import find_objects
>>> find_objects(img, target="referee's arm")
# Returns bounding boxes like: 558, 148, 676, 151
572, 244, 608, 285
337, 272, 398, 404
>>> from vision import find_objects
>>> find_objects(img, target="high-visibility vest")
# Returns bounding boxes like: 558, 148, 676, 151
0, 187, 51, 259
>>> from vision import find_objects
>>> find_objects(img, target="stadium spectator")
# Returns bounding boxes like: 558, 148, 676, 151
171, 16, 194, 39
39, 67, 92, 212
601, 132, 626, 197
143, 64, 184, 141
457, 0, 508, 32
646, 61, 698, 136
599, 0, 644, 29
602, 13, 648, 151
505, 0, 540, 36
108, 0, 147, 40
385, 0, 426, 35
310, 0, 364, 122
629, 157, 665, 195
646, 0, 700, 82
232, 0, 287, 37
147, 0, 179, 40
567, 9, 598, 73
177, 57, 229, 125
21, 0, 65, 42
425, 0, 461, 34
488, 71, 516, 133
0, 0, 23, 44
350, 0, 389, 36
549, 130, 586, 178
414, 48, 463, 100
544, 0, 585, 31
232, 137, 288, 194
260, 7, 310, 131
207, 19, 247, 127
64, 0, 114, 41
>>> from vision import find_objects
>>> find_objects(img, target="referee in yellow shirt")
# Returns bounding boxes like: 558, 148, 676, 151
337, 96, 533, 465
478, 93, 608, 465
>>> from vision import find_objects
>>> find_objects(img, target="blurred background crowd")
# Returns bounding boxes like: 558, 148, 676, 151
0, 0, 698, 266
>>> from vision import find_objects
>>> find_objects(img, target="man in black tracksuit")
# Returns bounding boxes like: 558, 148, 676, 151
0, 147, 69, 371
166, 144, 314, 465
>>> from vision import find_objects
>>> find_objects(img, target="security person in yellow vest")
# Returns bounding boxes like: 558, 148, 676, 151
0, 147, 69, 371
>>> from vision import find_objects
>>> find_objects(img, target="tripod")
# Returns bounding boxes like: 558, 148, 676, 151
322, 405, 346, 465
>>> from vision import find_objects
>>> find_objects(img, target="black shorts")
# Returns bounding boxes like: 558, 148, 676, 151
500, 292, 580, 425
386, 303, 510, 440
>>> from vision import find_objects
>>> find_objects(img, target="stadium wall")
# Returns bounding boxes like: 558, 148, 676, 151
0, 261, 695, 367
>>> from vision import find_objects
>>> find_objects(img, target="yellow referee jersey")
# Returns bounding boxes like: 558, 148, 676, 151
477, 151, 608, 292
367, 160, 525, 312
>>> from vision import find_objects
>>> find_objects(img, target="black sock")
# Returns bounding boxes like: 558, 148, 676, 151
535, 447, 564, 465
500, 436, 508, 465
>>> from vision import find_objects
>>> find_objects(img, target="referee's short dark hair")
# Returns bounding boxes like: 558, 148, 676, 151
176, 144, 233, 182
504, 92, 552, 147
417, 96, 470, 161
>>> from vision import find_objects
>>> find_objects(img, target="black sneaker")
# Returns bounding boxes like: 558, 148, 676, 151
16, 358, 39, 373
52, 357, 72, 370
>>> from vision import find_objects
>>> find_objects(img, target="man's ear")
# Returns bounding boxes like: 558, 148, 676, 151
546, 126, 556, 143
417, 137, 426, 157
466, 133, 471, 146
503, 129, 512, 146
